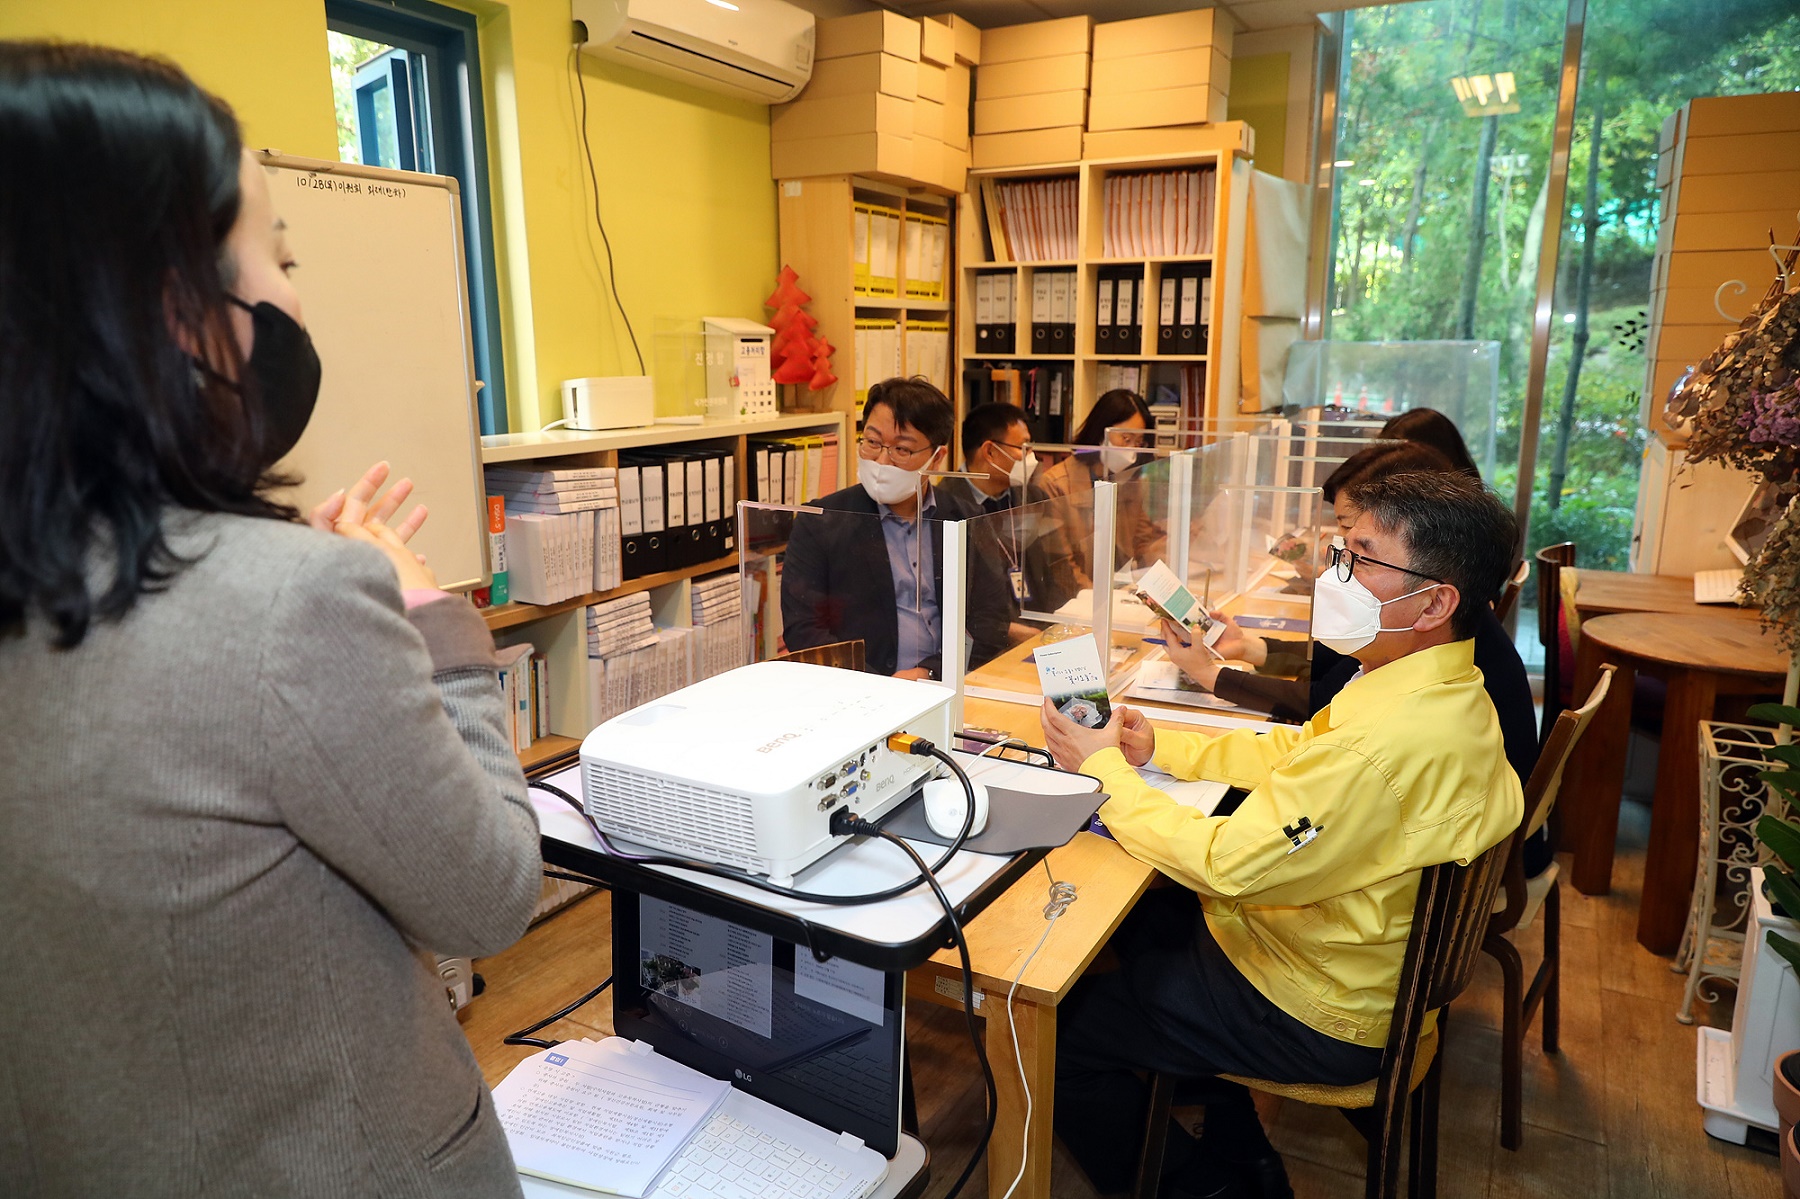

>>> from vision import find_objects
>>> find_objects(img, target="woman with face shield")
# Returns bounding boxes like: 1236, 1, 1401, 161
0, 44, 539, 1195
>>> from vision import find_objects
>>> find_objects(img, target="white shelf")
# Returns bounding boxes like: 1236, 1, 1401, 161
481, 412, 843, 464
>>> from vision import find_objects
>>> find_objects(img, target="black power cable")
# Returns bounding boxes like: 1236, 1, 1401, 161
503, 975, 613, 1050
566, 35, 645, 374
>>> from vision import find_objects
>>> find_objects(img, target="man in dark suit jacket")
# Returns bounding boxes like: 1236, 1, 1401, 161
782, 379, 1011, 678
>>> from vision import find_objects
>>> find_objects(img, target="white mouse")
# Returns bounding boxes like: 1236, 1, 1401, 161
922, 777, 990, 839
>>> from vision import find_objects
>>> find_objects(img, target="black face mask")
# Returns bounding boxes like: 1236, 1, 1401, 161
227, 296, 322, 466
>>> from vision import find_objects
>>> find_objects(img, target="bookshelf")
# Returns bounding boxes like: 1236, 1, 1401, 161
775, 175, 958, 430
479, 412, 847, 769
956, 149, 1252, 442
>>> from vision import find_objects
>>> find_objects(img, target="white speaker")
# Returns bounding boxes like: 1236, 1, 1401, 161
560, 375, 655, 431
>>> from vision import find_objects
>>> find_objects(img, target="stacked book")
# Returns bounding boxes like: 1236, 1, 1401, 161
494, 642, 548, 753
486, 465, 622, 604
587, 593, 658, 659
690, 572, 749, 683
587, 595, 684, 727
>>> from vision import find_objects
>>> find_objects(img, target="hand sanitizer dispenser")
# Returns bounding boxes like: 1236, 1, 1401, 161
702, 318, 776, 418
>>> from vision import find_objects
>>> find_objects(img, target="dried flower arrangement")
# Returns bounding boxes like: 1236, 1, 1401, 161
1672, 245, 1800, 652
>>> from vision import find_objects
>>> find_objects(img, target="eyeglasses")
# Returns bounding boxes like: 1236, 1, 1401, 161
858, 435, 935, 467
1327, 543, 1444, 585
990, 440, 1032, 458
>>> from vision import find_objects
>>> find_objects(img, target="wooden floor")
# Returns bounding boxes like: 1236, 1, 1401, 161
462, 801, 1781, 1199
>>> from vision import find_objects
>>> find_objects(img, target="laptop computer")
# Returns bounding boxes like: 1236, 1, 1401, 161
516, 891, 904, 1199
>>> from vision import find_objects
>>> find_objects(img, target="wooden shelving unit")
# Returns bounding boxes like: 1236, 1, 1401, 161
955, 149, 1252, 440
479, 412, 847, 768
776, 175, 957, 425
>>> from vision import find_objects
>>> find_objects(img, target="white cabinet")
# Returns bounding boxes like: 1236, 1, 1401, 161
1630, 429, 1756, 575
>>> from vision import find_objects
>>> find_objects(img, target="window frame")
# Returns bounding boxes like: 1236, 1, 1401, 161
327, 0, 508, 434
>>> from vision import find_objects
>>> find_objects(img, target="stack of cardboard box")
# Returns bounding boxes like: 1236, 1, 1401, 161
769, 10, 973, 194
1083, 11, 1247, 160
970, 17, 1091, 169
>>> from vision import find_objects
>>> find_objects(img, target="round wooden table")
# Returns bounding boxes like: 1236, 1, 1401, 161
1559, 612, 1794, 954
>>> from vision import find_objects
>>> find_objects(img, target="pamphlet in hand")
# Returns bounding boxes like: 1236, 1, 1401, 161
1133, 560, 1224, 650
1034, 636, 1114, 729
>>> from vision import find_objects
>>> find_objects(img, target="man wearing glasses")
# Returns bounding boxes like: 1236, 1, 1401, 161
1036, 471, 1525, 1199
781, 378, 1010, 679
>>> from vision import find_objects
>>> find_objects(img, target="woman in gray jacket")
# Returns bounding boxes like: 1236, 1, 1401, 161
0, 43, 541, 1196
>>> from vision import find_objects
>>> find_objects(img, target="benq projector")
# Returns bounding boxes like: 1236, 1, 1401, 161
580, 661, 954, 884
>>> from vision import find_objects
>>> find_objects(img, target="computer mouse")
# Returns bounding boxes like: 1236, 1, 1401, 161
922, 776, 990, 839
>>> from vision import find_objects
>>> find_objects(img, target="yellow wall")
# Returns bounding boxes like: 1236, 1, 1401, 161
0, 0, 779, 431
1228, 53, 1290, 184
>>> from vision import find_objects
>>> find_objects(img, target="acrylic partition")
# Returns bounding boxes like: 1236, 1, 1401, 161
1279, 341, 1501, 479
738, 497, 961, 683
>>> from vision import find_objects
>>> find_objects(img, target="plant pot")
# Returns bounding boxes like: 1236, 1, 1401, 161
1780, 1051, 1800, 1142
1786, 1121, 1800, 1199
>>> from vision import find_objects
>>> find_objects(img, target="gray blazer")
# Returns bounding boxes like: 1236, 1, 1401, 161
0, 512, 542, 1197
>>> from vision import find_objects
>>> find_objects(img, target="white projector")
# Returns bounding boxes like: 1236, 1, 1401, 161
580, 661, 955, 884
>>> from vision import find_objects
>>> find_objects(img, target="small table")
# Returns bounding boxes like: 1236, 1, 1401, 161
1570, 570, 1764, 621
1558, 612, 1791, 953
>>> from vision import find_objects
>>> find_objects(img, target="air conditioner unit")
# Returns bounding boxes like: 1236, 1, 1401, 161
573, 0, 815, 105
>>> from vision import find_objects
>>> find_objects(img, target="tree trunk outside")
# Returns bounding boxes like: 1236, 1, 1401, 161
1548, 86, 1607, 512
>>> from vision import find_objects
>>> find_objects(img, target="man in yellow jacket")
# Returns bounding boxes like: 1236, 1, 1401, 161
1040, 471, 1524, 1199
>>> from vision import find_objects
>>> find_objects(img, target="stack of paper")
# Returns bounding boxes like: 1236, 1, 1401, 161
984, 176, 1079, 261
493, 1037, 730, 1197
1099, 168, 1215, 258
587, 595, 657, 659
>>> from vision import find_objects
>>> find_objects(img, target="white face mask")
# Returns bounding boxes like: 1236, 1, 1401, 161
1311, 565, 1442, 655
995, 444, 1038, 489
860, 457, 928, 507
1098, 446, 1137, 475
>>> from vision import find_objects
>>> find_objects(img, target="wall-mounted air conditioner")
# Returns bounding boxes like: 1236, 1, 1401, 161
573, 0, 815, 105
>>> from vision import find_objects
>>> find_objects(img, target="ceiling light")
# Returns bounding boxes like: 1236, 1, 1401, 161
1451, 72, 1521, 117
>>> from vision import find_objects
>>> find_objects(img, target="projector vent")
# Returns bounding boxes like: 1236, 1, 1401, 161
586, 762, 764, 871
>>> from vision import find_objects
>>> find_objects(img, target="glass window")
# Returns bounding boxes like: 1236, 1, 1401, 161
324, 0, 508, 434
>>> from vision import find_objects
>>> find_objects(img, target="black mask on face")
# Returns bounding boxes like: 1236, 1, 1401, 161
227, 296, 322, 466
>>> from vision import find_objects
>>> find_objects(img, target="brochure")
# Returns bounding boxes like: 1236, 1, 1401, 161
1132, 560, 1224, 648
1033, 636, 1114, 729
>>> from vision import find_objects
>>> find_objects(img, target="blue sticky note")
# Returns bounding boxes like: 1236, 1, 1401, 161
546, 1053, 569, 1067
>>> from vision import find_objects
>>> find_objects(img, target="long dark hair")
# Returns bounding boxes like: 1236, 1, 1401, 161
0, 43, 293, 648
1072, 389, 1152, 446
1379, 408, 1482, 479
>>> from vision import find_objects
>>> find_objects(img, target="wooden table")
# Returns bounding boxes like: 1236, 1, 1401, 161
1559, 612, 1791, 953
1570, 570, 1763, 621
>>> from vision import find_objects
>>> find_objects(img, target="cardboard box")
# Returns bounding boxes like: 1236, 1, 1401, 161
917, 62, 948, 105
921, 17, 955, 67
815, 11, 920, 63
773, 92, 914, 142
801, 53, 919, 102
971, 125, 1084, 169
974, 90, 1088, 135
1094, 9, 1232, 60
770, 132, 913, 182
910, 136, 943, 188
975, 53, 1090, 99
1674, 169, 1800, 214
1088, 86, 1227, 132
940, 144, 970, 193
946, 64, 971, 150
1082, 121, 1255, 160
913, 97, 945, 138
1680, 130, 1800, 176
980, 16, 1092, 65
946, 15, 982, 66
1091, 47, 1229, 97
1686, 93, 1800, 137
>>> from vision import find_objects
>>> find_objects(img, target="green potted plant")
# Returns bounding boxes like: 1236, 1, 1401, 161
1751, 701, 1800, 1197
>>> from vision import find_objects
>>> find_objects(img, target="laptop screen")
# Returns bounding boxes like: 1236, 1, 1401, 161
611, 891, 905, 1157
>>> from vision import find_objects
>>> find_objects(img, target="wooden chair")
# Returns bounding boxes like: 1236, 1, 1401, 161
1534, 542, 1578, 744
1132, 841, 1511, 1199
1481, 665, 1615, 1151
775, 640, 866, 671
1493, 557, 1530, 624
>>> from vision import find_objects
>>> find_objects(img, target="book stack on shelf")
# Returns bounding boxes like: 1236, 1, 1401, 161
1086, 11, 1233, 146
583, 575, 749, 728
487, 465, 621, 603
971, 17, 1092, 169
494, 643, 548, 754
690, 572, 750, 682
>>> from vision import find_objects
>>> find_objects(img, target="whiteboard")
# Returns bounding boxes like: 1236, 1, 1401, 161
259, 154, 488, 590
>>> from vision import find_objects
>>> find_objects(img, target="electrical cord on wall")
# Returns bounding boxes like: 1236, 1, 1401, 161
997, 864, 1079, 1199
566, 31, 645, 375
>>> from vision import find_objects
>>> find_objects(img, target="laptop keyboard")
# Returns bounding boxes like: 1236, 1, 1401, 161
650, 1113, 869, 1199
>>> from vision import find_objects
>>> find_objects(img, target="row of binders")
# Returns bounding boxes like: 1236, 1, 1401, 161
1029, 269, 1078, 355
485, 465, 622, 606
748, 434, 840, 505
1095, 267, 1148, 354
618, 449, 737, 581
852, 320, 951, 405
961, 363, 1071, 444
585, 574, 748, 727
1154, 265, 1213, 356
972, 272, 1019, 353
979, 176, 1079, 263
853, 204, 951, 301
1100, 168, 1217, 258
493, 642, 549, 753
